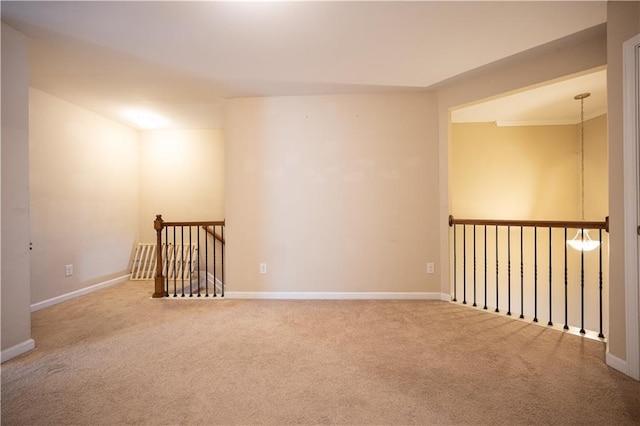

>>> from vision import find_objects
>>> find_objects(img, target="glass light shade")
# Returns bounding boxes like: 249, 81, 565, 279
566, 229, 600, 252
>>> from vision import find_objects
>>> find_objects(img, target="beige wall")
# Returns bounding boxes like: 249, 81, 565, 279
138, 129, 225, 242
225, 93, 439, 293
584, 114, 608, 221
606, 1, 640, 361
1, 23, 32, 355
29, 88, 139, 304
451, 116, 607, 221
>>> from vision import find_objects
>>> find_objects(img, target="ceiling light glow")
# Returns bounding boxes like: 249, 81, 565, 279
121, 109, 169, 130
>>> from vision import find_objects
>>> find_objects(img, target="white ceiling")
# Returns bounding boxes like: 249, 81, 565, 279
0, 1, 608, 130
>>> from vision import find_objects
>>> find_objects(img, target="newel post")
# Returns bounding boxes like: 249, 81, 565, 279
152, 214, 166, 298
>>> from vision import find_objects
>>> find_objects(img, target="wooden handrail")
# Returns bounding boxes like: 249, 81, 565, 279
203, 226, 225, 245
162, 220, 225, 227
448, 215, 609, 232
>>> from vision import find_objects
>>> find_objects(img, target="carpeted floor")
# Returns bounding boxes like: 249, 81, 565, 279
2, 280, 640, 425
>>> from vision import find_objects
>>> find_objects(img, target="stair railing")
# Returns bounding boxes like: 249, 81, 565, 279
152, 215, 225, 298
449, 215, 608, 338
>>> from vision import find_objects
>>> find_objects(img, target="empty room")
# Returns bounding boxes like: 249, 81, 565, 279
2, 1, 640, 424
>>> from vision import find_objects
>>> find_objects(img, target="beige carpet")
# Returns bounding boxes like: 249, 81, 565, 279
2, 280, 639, 425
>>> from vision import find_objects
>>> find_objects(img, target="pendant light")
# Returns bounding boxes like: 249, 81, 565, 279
567, 92, 600, 252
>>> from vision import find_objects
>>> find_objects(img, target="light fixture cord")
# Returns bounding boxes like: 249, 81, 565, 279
580, 96, 585, 221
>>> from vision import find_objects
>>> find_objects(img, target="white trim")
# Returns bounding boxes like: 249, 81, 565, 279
622, 33, 640, 381
1, 339, 35, 363
606, 351, 629, 376
30, 275, 130, 312
225, 292, 448, 300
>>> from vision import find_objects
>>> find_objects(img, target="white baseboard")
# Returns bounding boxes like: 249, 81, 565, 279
606, 351, 629, 377
1, 339, 35, 363
31, 274, 130, 312
225, 291, 448, 300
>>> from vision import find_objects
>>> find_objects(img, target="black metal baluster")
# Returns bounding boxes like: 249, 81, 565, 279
197, 226, 202, 297
442, 218, 607, 335
212, 226, 217, 297
221, 225, 225, 297
520, 226, 524, 319
564, 228, 569, 330
484, 225, 488, 310
580, 228, 585, 334
453, 225, 457, 302
181, 226, 185, 297
473, 225, 477, 307
173, 226, 177, 297
463, 225, 467, 304
164, 227, 169, 297
495, 226, 499, 313
204, 227, 209, 297
507, 225, 511, 316
189, 226, 192, 297
533, 227, 538, 322
598, 229, 604, 338
204, 226, 209, 297
548, 227, 553, 326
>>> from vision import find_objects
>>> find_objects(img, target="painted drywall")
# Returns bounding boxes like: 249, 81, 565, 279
225, 93, 439, 294
138, 129, 225, 243
1, 23, 33, 356
606, 1, 640, 361
452, 123, 579, 221
583, 114, 608, 221
451, 117, 607, 221
29, 88, 139, 304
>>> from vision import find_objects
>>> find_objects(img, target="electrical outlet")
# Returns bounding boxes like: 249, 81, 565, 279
65, 264, 74, 277
259, 263, 267, 274
427, 262, 435, 274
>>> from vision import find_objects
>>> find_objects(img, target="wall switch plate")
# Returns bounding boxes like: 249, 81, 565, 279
259, 263, 267, 274
427, 262, 435, 274
65, 264, 73, 277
